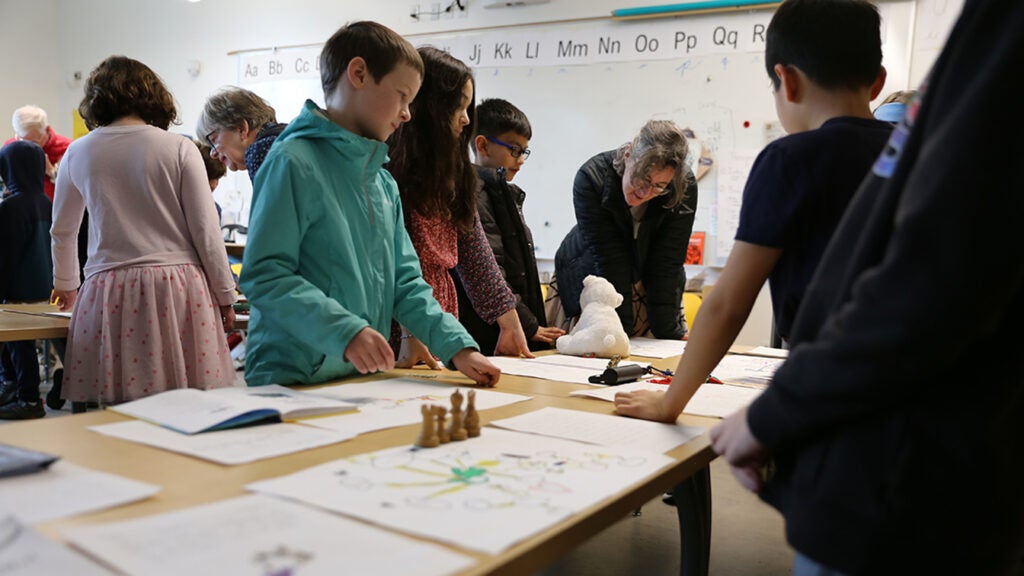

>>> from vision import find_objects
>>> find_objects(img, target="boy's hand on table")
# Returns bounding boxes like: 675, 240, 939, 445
613, 389, 676, 423
344, 327, 396, 374
452, 349, 501, 387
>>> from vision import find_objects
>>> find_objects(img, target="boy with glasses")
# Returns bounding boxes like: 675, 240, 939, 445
456, 98, 564, 353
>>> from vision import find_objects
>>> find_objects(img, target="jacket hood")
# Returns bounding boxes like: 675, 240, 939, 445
277, 100, 389, 170
0, 140, 46, 197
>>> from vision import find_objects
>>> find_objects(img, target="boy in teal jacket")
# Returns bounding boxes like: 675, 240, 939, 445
240, 21, 500, 387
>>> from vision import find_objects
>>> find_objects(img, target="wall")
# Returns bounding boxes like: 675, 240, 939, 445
0, 0, 61, 140
5, 0, 964, 346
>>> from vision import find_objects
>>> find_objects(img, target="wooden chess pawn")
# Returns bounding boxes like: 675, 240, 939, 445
434, 405, 450, 444
464, 389, 480, 438
448, 389, 468, 441
416, 404, 439, 448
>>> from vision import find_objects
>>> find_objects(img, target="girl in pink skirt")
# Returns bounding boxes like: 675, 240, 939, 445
51, 56, 237, 404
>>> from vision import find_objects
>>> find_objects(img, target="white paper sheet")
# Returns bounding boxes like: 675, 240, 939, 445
65, 495, 474, 576
489, 407, 703, 454
570, 381, 764, 419
109, 385, 356, 434
247, 429, 673, 555
0, 516, 113, 576
301, 378, 531, 436
742, 346, 789, 359
0, 461, 159, 524
487, 355, 641, 385
627, 337, 687, 359
712, 355, 784, 386
90, 421, 354, 465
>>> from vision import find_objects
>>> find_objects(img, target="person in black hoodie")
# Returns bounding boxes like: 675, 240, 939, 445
455, 98, 564, 353
0, 140, 53, 419
711, 1, 1024, 573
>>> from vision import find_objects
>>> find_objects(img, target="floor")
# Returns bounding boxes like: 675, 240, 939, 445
18, 367, 796, 576
538, 458, 793, 576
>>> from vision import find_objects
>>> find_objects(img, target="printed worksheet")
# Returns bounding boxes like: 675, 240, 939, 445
110, 385, 356, 434
741, 346, 789, 359
712, 355, 784, 386
489, 407, 703, 454
90, 420, 355, 465
627, 337, 688, 358
486, 355, 641, 385
247, 429, 673, 555
301, 378, 531, 437
65, 495, 474, 576
0, 461, 159, 524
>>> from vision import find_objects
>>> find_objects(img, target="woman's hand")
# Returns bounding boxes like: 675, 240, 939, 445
531, 326, 566, 344
494, 310, 534, 358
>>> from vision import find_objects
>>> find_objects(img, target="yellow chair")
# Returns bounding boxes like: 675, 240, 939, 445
683, 292, 702, 330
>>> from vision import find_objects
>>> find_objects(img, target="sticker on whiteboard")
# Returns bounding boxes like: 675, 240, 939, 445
682, 127, 714, 182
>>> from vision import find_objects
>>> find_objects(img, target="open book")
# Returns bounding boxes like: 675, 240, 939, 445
110, 385, 357, 434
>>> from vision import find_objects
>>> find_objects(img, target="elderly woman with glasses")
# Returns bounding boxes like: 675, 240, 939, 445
196, 87, 286, 182
553, 119, 698, 340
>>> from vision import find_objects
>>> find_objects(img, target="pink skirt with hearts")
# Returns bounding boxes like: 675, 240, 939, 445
63, 264, 234, 404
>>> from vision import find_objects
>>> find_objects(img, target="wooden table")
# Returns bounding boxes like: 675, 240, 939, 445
0, 303, 248, 341
0, 303, 70, 341
0, 366, 717, 576
225, 242, 245, 259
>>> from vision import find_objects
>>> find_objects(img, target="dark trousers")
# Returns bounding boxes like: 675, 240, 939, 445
0, 341, 41, 403
675, 465, 712, 576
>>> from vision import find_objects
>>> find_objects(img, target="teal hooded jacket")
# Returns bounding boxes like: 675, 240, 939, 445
240, 100, 477, 386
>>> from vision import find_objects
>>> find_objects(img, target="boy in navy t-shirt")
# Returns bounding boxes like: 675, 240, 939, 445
617, 0, 891, 423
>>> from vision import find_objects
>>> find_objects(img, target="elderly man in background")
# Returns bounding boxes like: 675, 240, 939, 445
5, 105, 72, 201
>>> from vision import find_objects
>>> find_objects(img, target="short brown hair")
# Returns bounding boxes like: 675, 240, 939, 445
319, 21, 423, 100
613, 120, 690, 209
78, 56, 178, 130
196, 87, 276, 145
193, 138, 226, 181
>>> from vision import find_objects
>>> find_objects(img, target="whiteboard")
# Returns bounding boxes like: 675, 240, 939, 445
228, 1, 954, 265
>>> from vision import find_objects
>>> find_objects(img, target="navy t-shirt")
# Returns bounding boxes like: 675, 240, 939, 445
735, 116, 893, 340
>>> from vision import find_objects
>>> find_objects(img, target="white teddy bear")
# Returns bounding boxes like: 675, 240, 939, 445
556, 275, 631, 358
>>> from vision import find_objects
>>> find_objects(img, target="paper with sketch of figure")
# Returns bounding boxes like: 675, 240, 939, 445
0, 516, 113, 576
247, 428, 674, 555
65, 495, 474, 576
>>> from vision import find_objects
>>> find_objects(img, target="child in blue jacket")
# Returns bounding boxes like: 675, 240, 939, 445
240, 21, 499, 387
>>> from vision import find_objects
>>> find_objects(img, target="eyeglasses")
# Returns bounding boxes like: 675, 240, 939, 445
205, 129, 220, 153
633, 176, 671, 196
485, 136, 530, 159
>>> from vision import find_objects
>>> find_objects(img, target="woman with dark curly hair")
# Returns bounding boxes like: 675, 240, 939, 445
386, 46, 531, 364
50, 56, 237, 405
